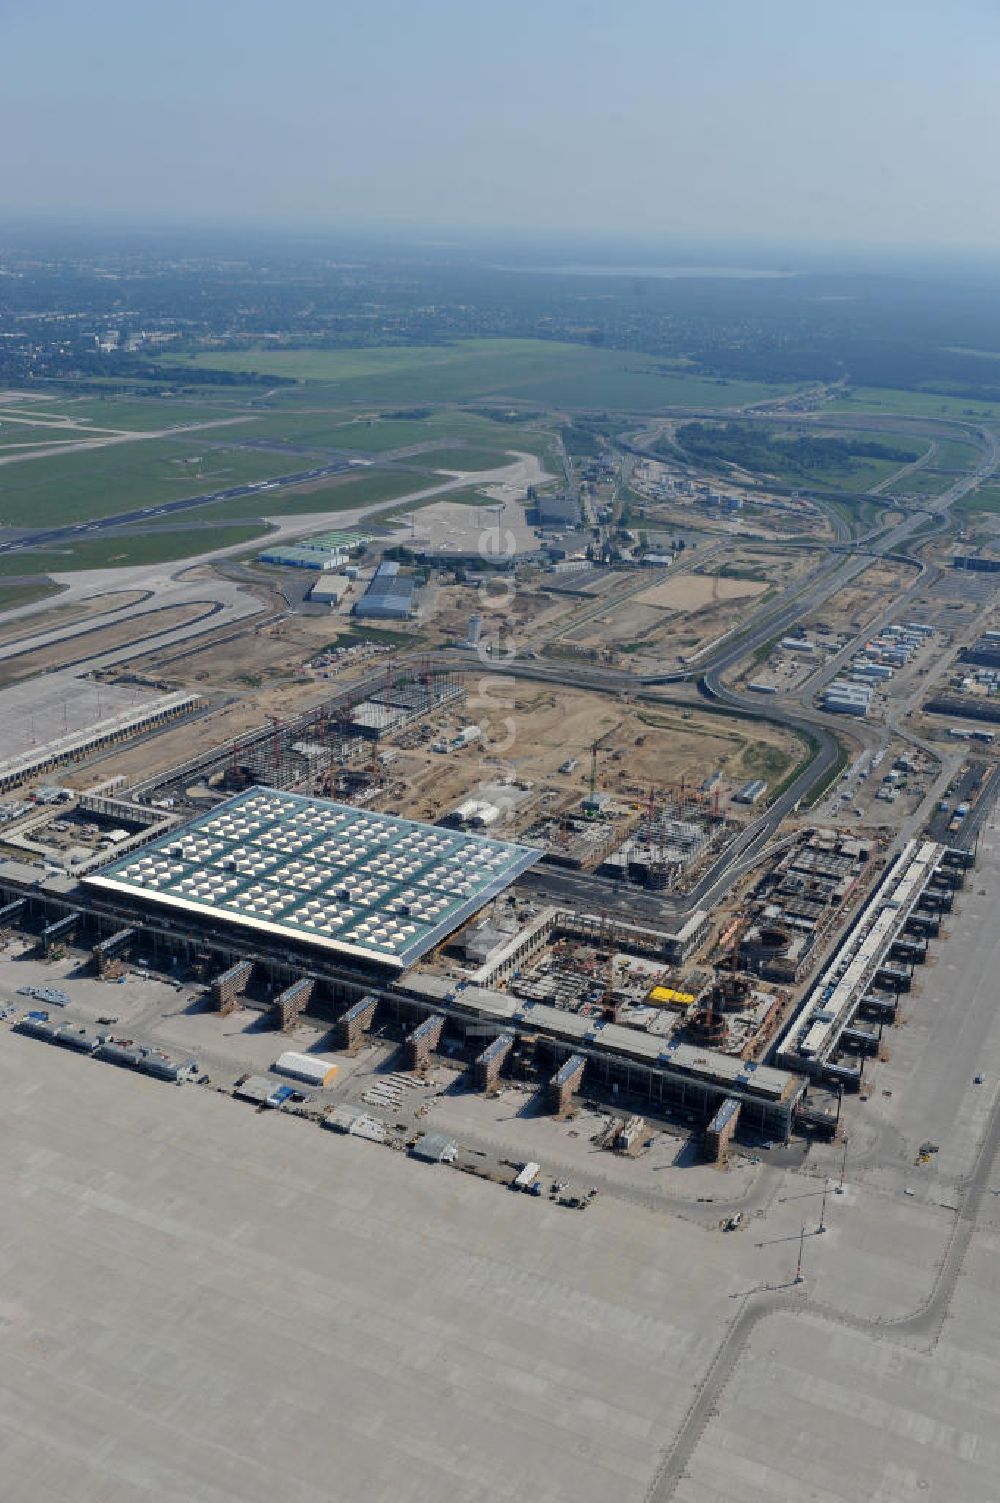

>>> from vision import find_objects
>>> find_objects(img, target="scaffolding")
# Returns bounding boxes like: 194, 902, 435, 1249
336, 670, 464, 743
336, 993, 379, 1053
92, 927, 135, 977
615, 791, 721, 889
211, 959, 253, 1015
272, 976, 315, 1030
133, 667, 465, 804
474, 1032, 515, 1091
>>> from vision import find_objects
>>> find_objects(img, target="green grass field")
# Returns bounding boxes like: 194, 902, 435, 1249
195, 467, 448, 523
800, 429, 929, 492
0, 342, 785, 547
955, 484, 1000, 515
820, 495, 885, 536
672, 420, 928, 494
0, 388, 562, 535
166, 339, 796, 411
209, 406, 557, 455
827, 387, 1000, 420
897, 470, 957, 497
0, 419, 115, 450
790, 454, 923, 493
789, 453, 925, 494
332, 624, 425, 649
0, 579, 62, 611
929, 438, 982, 471
0, 394, 255, 433
419, 447, 511, 471
0, 435, 303, 529
836, 447, 929, 491
0, 523, 268, 575
0, 440, 90, 458
323, 414, 512, 451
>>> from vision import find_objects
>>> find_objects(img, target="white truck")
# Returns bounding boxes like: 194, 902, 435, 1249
512, 1161, 540, 1192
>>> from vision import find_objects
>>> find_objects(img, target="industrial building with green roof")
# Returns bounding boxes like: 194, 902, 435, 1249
258, 529, 371, 571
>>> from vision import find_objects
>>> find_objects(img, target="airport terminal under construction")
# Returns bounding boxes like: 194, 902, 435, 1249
0, 566, 997, 1171
0, 752, 986, 1157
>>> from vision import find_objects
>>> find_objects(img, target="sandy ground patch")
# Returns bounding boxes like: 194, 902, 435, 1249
804, 558, 913, 633
0, 589, 147, 646
373, 685, 801, 828
0, 601, 213, 686
635, 573, 769, 611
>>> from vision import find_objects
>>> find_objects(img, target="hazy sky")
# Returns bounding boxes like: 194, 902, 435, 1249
4, 0, 1000, 249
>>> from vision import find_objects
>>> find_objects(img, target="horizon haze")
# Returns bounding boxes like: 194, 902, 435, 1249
3, 0, 1000, 252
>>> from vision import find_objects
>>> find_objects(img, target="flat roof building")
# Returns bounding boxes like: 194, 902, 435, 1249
822, 681, 872, 717
0, 692, 199, 795
353, 562, 416, 620
396, 972, 802, 1139
259, 530, 368, 572
534, 492, 580, 527
84, 787, 541, 972
308, 577, 341, 605
259, 544, 344, 571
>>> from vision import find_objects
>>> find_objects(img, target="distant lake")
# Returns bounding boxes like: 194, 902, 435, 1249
495, 264, 794, 279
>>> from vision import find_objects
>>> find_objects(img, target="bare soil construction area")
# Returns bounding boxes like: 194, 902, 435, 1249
0, 601, 216, 686
632, 493, 833, 544
55, 689, 330, 794
372, 685, 803, 828
0, 588, 147, 648
565, 588, 769, 668
549, 552, 816, 669
53, 674, 803, 822
425, 580, 574, 646
130, 611, 406, 694
804, 558, 914, 634
634, 572, 768, 611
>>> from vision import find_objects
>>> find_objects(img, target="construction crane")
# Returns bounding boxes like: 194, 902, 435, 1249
582, 740, 609, 819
